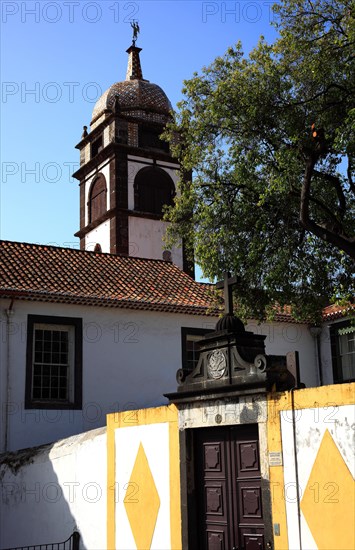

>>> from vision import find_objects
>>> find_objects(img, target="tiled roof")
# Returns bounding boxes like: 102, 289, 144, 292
1, 240, 328, 324
92, 80, 172, 122
0, 241, 216, 315
322, 304, 355, 321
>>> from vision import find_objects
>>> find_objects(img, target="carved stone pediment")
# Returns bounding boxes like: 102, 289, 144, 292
168, 316, 297, 403
176, 327, 269, 393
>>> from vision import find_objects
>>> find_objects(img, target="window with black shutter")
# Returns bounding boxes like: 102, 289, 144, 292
134, 167, 174, 215
139, 127, 169, 152
91, 135, 103, 158
89, 174, 107, 223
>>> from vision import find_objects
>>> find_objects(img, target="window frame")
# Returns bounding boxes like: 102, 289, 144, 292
181, 327, 214, 373
25, 315, 83, 410
329, 319, 355, 384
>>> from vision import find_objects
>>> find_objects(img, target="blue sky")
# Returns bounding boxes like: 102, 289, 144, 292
0, 0, 278, 278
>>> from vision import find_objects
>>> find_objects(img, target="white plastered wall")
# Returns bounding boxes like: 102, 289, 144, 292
0, 428, 107, 550
128, 216, 183, 266
246, 321, 318, 388
85, 221, 110, 253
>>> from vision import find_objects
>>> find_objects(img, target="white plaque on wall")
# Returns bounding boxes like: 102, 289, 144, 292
269, 451, 283, 466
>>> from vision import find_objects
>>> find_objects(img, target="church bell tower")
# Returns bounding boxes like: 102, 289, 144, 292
73, 29, 192, 274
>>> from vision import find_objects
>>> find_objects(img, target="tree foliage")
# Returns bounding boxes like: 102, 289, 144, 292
164, 0, 355, 322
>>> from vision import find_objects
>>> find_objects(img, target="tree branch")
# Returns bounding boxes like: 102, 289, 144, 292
277, 83, 352, 108
300, 155, 355, 259
304, 193, 344, 229
347, 155, 355, 195
313, 169, 346, 217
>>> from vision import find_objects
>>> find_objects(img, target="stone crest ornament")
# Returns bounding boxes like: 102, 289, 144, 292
167, 271, 299, 403
207, 350, 227, 379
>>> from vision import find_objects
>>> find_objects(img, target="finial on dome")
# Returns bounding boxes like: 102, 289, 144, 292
126, 20, 143, 80
126, 46, 143, 80
126, 21, 143, 80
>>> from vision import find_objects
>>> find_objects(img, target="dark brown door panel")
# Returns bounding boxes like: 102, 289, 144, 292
194, 425, 265, 550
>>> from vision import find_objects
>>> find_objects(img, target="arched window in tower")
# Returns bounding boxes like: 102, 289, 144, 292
134, 167, 175, 215
89, 174, 107, 223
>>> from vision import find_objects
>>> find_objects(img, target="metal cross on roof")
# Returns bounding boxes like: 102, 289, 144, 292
216, 272, 238, 316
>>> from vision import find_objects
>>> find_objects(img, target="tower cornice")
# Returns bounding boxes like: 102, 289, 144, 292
72, 142, 176, 181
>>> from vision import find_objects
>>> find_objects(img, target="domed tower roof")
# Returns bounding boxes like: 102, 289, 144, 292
91, 44, 172, 128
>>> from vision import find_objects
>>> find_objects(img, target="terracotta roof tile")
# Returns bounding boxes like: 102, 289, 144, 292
322, 303, 355, 321
0, 240, 217, 315
0, 240, 320, 323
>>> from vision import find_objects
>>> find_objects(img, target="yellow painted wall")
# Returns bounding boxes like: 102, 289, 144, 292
106, 385, 353, 550
107, 405, 181, 550
267, 383, 355, 550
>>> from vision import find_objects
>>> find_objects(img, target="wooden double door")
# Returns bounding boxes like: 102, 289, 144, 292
194, 424, 267, 550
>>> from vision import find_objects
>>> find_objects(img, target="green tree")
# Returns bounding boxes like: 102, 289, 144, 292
164, 0, 355, 322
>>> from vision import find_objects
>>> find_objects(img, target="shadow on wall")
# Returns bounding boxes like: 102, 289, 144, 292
0, 444, 87, 550
0, 428, 107, 549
